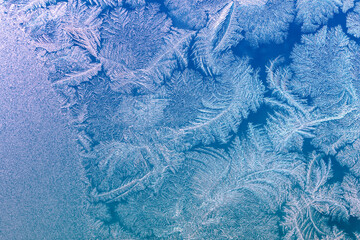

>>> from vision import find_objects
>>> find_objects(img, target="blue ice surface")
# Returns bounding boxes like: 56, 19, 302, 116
2, 0, 360, 239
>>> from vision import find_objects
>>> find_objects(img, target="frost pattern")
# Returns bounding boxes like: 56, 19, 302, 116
342, 0, 355, 13
342, 174, 360, 218
7, 0, 360, 239
290, 26, 354, 109
100, 4, 194, 93
347, 2, 360, 38
295, 0, 342, 32
187, 124, 305, 211
85, 0, 145, 8
82, 142, 184, 203
190, 2, 243, 76
265, 57, 317, 152
336, 139, 360, 177
166, 0, 295, 47
164, 0, 226, 30
166, 58, 264, 150
236, 0, 295, 46
290, 26, 360, 154
282, 153, 349, 240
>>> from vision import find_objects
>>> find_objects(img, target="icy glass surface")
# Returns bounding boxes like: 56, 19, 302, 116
1, 0, 360, 239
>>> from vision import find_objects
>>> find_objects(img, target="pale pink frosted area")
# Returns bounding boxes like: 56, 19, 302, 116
0, 11, 89, 240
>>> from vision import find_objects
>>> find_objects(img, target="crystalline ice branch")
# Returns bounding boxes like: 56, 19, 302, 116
295, 0, 342, 32
180, 124, 305, 238
164, 0, 227, 30
191, 2, 243, 76
290, 26, 355, 110
342, 0, 355, 13
81, 141, 184, 203
100, 4, 194, 93
342, 174, 360, 218
166, 58, 264, 150
264, 57, 316, 152
347, 2, 360, 38
236, 0, 295, 46
336, 139, 360, 177
289, 26, 360, 154
20, 1, 70, 52
282, 153, 349, 240
85, 0, 145, 8
187, 124, 305, 213
21, 0, 58, 12
62, 0, 102, 58
45, 46, 101, 113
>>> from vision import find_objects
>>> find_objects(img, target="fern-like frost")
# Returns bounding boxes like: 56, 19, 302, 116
343, 0, 355, 12
236, 0, 295, 46
295, 0, 342, 32
282, 153, 349, 240
289, 26, 360, 153
347, 2, 360, 38
342, 174, 360, 218
182, 124, 305, 238
191, 2, 243, 76
85, 0, 144, 8
188, 124, 305, 212
336, 140, 360, 177
164, 0, 226, 30
167, 58, 264, 150
100, 4, 194, 93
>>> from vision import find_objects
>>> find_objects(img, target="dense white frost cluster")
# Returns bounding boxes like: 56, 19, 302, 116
347, 2, 360, 38
3, 0, 360, 239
